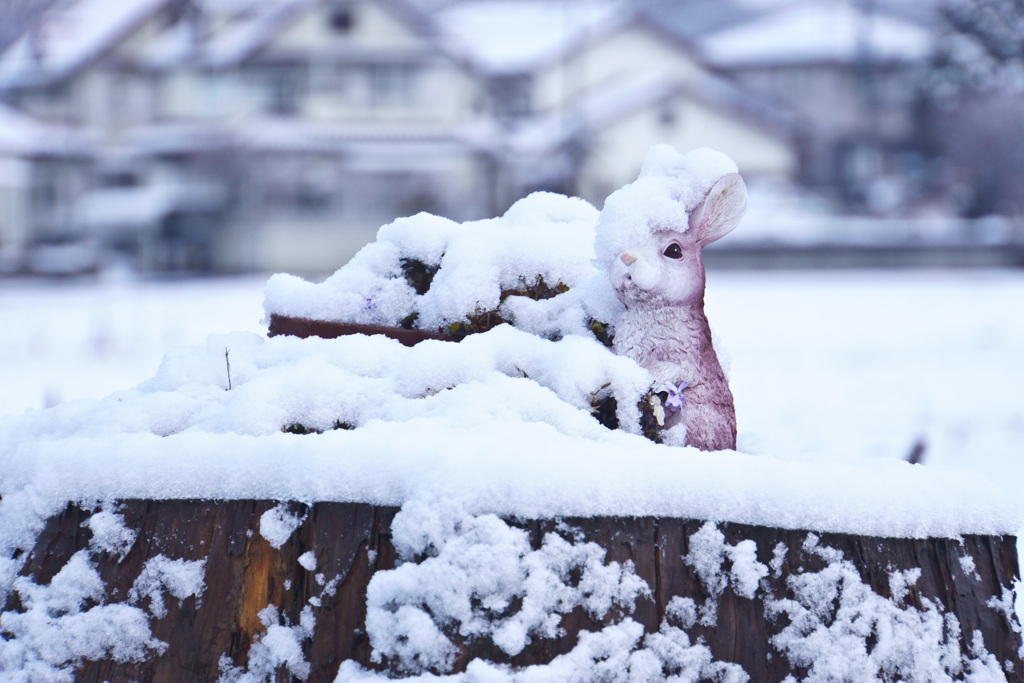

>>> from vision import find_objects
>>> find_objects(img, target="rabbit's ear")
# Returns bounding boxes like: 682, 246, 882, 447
688, 173, 747, 247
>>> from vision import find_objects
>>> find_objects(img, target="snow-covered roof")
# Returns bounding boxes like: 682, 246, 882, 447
502, 69, 797, 160
0, 0, 172, 88
196, 0, 441, 68
500, 70, 684, 156
700, 0, 933, 67
124, 118, 483, 157
0, 103, 92, 155
200, 0, 318, 68
437, 0, 627, 75
70, 182, 225, 229
0, 0, 440, 81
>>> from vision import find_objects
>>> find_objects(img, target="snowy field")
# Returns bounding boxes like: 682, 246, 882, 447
0, 273, 268, 417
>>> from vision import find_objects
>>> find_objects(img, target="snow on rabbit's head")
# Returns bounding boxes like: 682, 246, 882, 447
595, 145, 747, 307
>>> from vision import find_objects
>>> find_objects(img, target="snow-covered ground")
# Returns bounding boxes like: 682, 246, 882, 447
0, 273, 267, 416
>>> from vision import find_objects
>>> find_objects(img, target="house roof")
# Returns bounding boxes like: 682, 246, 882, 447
700, 0, 933, 68
504, 67, 798, 158
200, 0, 320, 68
0, 103, 92, 155
196, 0, 440, 67
133, 0, 314, 68
436, 0, 626, 75
71, 182, 225, 229
0, 0, 173, 88
124, 117, 487, 156
0, 0, 441, 81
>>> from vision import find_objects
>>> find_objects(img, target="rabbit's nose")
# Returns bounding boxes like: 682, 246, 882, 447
620, 253, 638, 266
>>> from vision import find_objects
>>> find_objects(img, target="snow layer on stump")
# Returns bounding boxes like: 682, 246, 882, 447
0, 325, 1016, 541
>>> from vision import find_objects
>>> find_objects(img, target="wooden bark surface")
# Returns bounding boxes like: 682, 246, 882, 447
267, 314, 455, 346
5, 500, 1021, 682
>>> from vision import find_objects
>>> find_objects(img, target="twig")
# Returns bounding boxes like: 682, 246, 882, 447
225, 348, 232, 391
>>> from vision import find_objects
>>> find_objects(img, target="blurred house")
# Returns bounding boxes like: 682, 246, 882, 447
700, 0, 933, 212
0, 104, 94, 273
435, 1, 797, 206
0, 0, 797, 274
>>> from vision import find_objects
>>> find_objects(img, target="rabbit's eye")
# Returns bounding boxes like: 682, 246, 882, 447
663, 243, 683, 259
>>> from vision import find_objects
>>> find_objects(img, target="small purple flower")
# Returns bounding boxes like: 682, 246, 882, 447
364, 297, 377, 312
657, 382, 687, 414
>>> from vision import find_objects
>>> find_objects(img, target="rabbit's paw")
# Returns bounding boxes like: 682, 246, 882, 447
649, 361, 699, 391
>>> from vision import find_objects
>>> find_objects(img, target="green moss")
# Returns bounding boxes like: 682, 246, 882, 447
587, 319, 614, 348
499, 275, 570, 304
442, 276, 571, 339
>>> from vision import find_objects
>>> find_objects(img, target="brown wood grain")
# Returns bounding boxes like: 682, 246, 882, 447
267, 314, 456, 346
5, 501, 1021, 682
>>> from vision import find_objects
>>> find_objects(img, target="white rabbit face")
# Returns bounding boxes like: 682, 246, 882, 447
596, 147, 747, 312
610, 228, 705, 307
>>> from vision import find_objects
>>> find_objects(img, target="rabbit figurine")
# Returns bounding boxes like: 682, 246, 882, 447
595, 146, 746, 451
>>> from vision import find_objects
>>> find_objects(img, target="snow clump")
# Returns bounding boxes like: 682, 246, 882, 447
0, 550, 166, 679
218, 605, 316, 683
683, 521, 769, 626
298, 551, 317, 572
128, 555, 207, 619
340, 503, 750, 682
263, 191, 622, 343
85, 508, 138, 559
767, 535, 1009, 682
364, 498, 649, 673
260, 503, 305, 549
336, 616, 748, 682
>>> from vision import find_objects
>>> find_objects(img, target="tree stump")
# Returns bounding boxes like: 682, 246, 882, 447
5, 499, 1020, 681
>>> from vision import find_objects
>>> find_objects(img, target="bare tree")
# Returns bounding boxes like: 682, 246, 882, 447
918, 0, 1024, 216
932, 0, 1024, 94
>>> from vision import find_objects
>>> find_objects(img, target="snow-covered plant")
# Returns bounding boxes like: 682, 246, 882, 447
263, 192, 620, 345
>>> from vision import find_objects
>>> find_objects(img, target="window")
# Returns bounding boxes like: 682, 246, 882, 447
371, 65, 410, 107
329, 5, 354, 32
658, 101, 678, 128
30, 161, 60, 211
263, 66, 306, 115
98, 170, 138, 188
108, 72, 131, 126
490, 75, 532, 122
